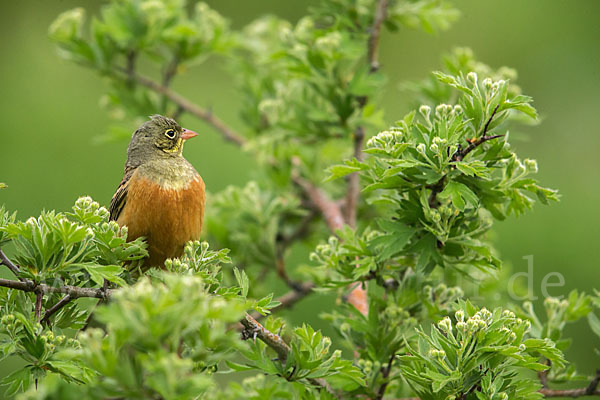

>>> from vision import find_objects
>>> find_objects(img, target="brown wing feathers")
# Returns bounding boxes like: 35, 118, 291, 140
109, 167, 135, 222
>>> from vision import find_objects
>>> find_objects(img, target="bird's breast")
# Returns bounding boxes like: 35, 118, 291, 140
117, 170, 205, 267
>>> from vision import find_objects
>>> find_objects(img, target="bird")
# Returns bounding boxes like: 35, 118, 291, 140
109, 115, 205, 269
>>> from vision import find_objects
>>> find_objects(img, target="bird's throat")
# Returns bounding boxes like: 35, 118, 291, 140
136, 158, 198, 190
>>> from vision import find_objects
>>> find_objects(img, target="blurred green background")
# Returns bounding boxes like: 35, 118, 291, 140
1, 0, 599, 394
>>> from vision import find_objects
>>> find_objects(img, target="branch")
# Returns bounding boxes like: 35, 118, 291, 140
0, 277, 112, 299
539, 370, 600, 398
0, 249, 24, 281
293, 175, 345, 232
41, 294, 72, 325
240, 313, 291, 362
453, 105, 502, 162
344, 126, 365, 228
376, 353, 396, 400
114, 66, 246, 147
34, 292, 43, 322
367, 0, 390, 73
0, 274, 308, 366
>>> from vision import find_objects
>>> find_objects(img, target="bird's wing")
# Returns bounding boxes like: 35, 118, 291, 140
109, 167, 136, 222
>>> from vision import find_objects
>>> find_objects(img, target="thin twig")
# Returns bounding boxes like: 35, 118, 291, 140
40, 294, 72, 326
367, 0, 390, 72
538, 359, 551, 389
453, 105, 502, 162
114, 66, 246, 146
0, 249, 24, 281
34, 291, 43, 322
376, 353, 396, 399
240, 313, 291, 362
344, 126, 365, 228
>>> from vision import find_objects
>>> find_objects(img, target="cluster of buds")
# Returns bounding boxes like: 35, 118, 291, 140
428, 349, 447, 360
357, 359, 381, 375
39, 331, 80, 352
310, 236, 340, 264
73, 196, 110, 222
365, 129, 404, 152
499, 327, 518, 344
437, 316, 453, 334
314, 31, 342, 58
0, 313, 19, 333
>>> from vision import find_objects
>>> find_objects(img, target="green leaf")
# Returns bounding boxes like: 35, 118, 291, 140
588, 312, 600, 338
439, 181, 478, 211
454, 160, 489, 178
233, 267, 249, 298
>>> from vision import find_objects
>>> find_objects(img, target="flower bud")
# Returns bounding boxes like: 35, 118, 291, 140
437, 317, 453, 333
524, 158, 538, 173
466, 72, 478, 85
455, 310, 465, 322
416, 143, 426, 154
419, 105, 431, 120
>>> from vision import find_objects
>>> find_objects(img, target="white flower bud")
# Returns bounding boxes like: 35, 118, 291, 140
438, 317, 453, 333
419, 105, 431, 120
466, 71, 478, 85
524, 158, 538, 173
416, 143, 426, 154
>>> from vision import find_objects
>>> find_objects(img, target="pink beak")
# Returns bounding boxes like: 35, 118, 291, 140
181, 129, 198, 141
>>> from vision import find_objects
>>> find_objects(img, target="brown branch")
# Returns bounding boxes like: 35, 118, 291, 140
114, 66, 246, 147
0, 275, 305, 366
453, 105, 502, 162
34, 291, 43, 322
344, 126, 365, 228
240, 313, 291, 362
376, 353, 396, 399
367, 0, 390, 73
293, 176, 345, 233
0, 249, 24, 281
539, 370, 600, 398
41, 294, 72, 326
538, 359, 551, 389
0, 277, 113, 299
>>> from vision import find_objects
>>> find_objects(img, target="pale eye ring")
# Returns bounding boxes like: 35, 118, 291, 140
164, 129, 177, 139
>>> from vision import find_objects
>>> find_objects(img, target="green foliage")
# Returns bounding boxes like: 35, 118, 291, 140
400, 303, 564, 400
1, 197, 146, 285
327, 71, 557, 277
0, 0, 594, 399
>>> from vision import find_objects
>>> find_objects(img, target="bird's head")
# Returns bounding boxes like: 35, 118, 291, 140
126, 115, 198, 166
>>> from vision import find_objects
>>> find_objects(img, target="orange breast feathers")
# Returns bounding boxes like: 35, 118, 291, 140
116, 172, 205, 268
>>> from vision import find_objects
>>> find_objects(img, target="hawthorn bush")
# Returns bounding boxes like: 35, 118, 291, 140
1, 0, 599, 399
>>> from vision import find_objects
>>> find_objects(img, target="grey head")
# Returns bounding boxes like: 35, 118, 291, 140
125, 115, 198, 169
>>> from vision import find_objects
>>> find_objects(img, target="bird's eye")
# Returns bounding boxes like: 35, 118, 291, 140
164, 129, 177, 139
